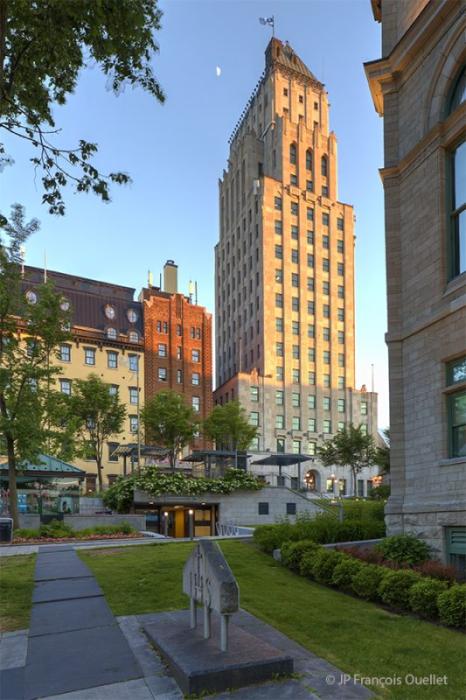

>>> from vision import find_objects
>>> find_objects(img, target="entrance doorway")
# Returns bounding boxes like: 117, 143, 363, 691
135, 503, 218, 538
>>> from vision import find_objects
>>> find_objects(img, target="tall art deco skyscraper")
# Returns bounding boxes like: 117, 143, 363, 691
214, 38, 377, 478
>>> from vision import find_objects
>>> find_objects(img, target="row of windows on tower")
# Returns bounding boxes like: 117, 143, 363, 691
288, 145, 327, 175
269, 391, 368, 413
155, 321, 202, 339
274, 222, 344, 249
274, 368, 346, 386
275, 297, 345, 319
56, 344, 139, 371
59, 379, 140, 406
277, 331, 345, 349
156, 345, 201, 363
156, 367, 201, 386
274, 198, 345, 230
250, 406, 366, 431
274, 248, 345, 274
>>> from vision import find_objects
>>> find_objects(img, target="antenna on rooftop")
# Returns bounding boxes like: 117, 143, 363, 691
371, 363, 375, 393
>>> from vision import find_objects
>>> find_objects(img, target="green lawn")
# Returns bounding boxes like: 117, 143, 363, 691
80, 541, 465, 700
0, 554, 36, 632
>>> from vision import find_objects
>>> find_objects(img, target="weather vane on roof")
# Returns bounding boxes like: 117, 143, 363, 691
259, 15, 275, 37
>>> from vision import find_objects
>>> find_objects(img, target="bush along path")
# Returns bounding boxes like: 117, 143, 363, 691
14, 520, 138, 544
275, 536, 466, 630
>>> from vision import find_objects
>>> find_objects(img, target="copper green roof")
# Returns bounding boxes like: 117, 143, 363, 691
0, 453, 85, 475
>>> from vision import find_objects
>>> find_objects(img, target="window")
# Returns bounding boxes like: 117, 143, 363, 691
162, 322, 168, 334
323, 396, 331, 411
291, 202, 299, 216
307, 254, 314, 268
129, 354, 138, 372
322, 212, 329, 227
106, 327, 117, 340
192, 349, 200, 362
290, 143, 297, 165
324, 374, 330, 388
338, 331, 345, 345
309, 442, 316, 456
292, 344, 300, 359
447, 356, 466, 457
299, 94, 304, 104
338, 262, 345, 276
307, 231, 314, 245
108, 442, 119, 463
276, 414, 285, 429
323, 420, 332, 434
286, 502, 297, 515
308, 324, 315, 338
292, 320, 300, 335
323, 327, 330, 342
322, 186, 328, 197
338, 375, 345, 389
158, 367, 167, 381
292, 296, 299, 311
308, 371, 316, 385
192, 372, 200, 386
275, 293, 283, 308
292, 440, 301, 454
337, 217, 344, 231
306, 149, 313, 170
275, 220, 282, 235
107, 351, 118, 369
308, 418, 316, 433
158, 343, 167, 357
323, 304, 330, 318
308, 394, 316, 409
292, 392, 300, 407
192, 396, 200, 413
291, 249, 298, 264
84, 347, 96, 366
323, 258, 329, 272
109, 384, 118, 396
250, 411, 260, 427
338, 399, 345, 413
361, 401, 368, 415
129, 387, 138, 404
292, 416, 301, 431
176, 324, 182, 336
308, 300, 315, 315
323, 234, 329, 249
129, 331, 139, 343
276, 317, 284, 332
275, 245, 283, 259
276, 342, 284, 357
275, 269, 283, 283
274, 196, 282, 211
306, 180, 313, 192
307, 277, 314, 291
276, 366, 284, 380
338, 353, 345, 367
307, 207, 314, 221
277, 437, 285, 453
338, 421, 345, 431
60, 344, 71, 362
290, 173, 298, 186
258, 502, 269, 515
323, 281, 330, 295
337, 239, 344, 253
276, 390, 284, 405
338, 308, 345, 321
176, 346, 182, 360
308, 347, 315, 362
449, 139, 466, 278
60, 379, 71, 395
177, 369, 182, 384
292, 369, 300, 383
130, 416, 139, 433
250, 435, 260, 451
321, 155, 328, 176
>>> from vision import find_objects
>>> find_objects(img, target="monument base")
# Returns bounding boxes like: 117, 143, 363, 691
143, 609, 294, 695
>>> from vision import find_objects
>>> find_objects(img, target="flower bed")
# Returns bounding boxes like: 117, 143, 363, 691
278, 538, 466, 630
13, 520, 138, 544
12, 532, 141, 545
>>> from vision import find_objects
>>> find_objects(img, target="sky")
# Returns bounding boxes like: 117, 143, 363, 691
1, 0, 389, 428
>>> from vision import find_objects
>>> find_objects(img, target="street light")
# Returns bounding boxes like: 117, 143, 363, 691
163, 511, 169, 537
188, 509, 194, 540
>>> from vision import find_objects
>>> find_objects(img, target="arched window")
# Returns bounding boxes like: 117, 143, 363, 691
306, 148, 313, 171
321, 155, 328, 177
106, 327, 117, 340
289, 142, 297, 165
447, 67, 465, 279
128, 331, 139, 343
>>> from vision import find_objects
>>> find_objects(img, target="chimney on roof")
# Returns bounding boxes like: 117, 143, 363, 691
163, 260, 178, 294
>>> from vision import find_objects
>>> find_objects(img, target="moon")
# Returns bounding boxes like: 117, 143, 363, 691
216, 66, 222, 77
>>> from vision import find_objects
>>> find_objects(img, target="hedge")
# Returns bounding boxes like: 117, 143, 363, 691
409, 579, 448, 619
281, 540, 320, 571
375, 534, 430, 566
378, 569, 422, 610
437, 585, 466, 628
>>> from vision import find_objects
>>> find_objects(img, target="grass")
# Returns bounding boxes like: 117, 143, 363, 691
80, 541, 465, 699
0, 554, 36, 632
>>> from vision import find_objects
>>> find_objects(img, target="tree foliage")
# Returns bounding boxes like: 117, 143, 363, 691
317, 423, 377, 496
203, 400, 257, 452
142, 390, 199, 471
70, 374, 126, 491
0, 205, 72, 526
0, 0, 164, 217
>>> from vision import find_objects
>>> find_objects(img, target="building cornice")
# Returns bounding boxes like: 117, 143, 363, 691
364, 0, 464, 115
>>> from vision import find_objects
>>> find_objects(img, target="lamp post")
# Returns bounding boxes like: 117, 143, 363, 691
163, 511, 169, 537
188, 509, 194, 540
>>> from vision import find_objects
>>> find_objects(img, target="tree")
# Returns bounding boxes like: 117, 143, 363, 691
0, 205, 71, 527
70, 374, 126, 492
317, 424, 377, 497
1, 0, 165, 217
203, 401, 257, 454
142, 390, 199, 472
374, 428, 390, 475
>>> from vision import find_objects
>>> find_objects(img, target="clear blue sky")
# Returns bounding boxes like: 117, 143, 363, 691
1, 0, 389, 428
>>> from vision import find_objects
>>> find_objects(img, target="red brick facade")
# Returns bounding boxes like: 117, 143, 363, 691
142, 287, 213, 449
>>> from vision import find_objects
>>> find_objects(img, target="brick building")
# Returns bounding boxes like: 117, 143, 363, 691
365, 0, 465, 567
142, 261, 213, 450
214, 38, 380, 495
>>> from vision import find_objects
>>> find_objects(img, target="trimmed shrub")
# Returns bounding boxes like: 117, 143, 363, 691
409, 579, 448, 619
310, 549, 348, 585
437, 584, 466, 629
281, 540, 320, 571
253, 523, 295, 553
378, 569, 422, 609
39, 520, 74, 539
375, 535, 430, 565
341, 499, 386, 522
331, 556, 365, 590
352, 564, 385, 601
299, 547, 323, 578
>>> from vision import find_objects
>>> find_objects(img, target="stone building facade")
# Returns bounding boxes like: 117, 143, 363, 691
142, 261, 213, 450
214, 38, 379, 494
365, 0, 465, 566
22, 266, 145, 490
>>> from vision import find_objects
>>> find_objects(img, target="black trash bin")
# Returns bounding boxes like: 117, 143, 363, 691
0, 517, 13, 544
